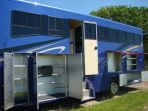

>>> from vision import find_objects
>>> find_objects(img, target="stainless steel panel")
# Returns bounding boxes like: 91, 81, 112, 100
127, 73, 141, 81
141, 71, 148, 81
119, 74, 127, 86
120, 73, 141, 86
33, 53, 39, 110
4, 53, 14, 110
68, 53, 83, 99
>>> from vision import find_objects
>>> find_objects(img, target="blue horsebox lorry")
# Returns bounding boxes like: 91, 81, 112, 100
0, 0, 148, 110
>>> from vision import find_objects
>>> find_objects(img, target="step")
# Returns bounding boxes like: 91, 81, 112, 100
83, 89, 90, 98
82, 96, 95, 101
82, 82, 87, 89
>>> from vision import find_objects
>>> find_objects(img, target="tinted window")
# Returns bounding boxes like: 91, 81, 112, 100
48, 17, 63, 36
49, 17, 55, 30
134, 34, 141, 44
56, 18, 63, 30
97, 26, 107, 40
108, 28, 117, 41
117, 30, 126, 42
126, 32, 134, 42
85, 23, 96, 39
12, 11, 27, 26
27, 13, 40, 28
12, 11, 40, 37
41, 15, 48, 35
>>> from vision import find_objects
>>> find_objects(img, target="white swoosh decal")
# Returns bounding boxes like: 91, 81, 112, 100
124, 45, 140, 52
27, 40, 65, 53
39, 46, 66, 53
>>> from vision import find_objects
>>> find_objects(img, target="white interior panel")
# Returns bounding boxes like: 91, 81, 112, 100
37, 54, 66, 101
84, 40, 98, 75
141, 71, 148, 81
107, 53, 121, 72
13, 54, 28, 104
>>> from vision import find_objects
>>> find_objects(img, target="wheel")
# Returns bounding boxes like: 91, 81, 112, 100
109, 80, 119, 96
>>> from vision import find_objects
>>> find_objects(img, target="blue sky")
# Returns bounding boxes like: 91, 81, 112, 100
27, 0, 148, 14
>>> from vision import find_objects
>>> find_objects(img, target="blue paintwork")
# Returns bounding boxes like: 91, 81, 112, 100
0, 0, 143, 52
0, 0, 145, 109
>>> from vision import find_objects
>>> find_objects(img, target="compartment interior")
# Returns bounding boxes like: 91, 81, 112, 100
126, 54, 137, 70
13, 54, 28, 104
108, 52, 122, 72
36, 54, 67, 101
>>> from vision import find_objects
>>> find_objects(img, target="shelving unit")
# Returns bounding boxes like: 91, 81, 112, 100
107, 52, 122, 72
13, 54, 28, 104
37, 54, 67, 101
126, 55, 137, 70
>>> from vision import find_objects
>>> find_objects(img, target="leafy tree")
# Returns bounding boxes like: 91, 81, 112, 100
90, 6, 148, 52
90, 6, 148, 69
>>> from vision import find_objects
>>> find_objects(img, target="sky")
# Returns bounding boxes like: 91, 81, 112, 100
27, 0, 148, 15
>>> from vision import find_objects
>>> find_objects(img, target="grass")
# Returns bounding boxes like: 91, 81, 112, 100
71, 90, 148, 111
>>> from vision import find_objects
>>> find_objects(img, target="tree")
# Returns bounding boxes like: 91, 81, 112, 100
90, 6, 148, 52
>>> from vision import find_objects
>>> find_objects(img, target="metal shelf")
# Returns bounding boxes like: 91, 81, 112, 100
14, 65, 26, 68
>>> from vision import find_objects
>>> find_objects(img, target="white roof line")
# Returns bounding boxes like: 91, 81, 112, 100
16, 0, 142, 31
17, 0, 78, 14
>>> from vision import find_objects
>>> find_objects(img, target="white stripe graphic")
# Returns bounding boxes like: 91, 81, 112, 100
27, 40, 65, 53
39, 46, 66, 53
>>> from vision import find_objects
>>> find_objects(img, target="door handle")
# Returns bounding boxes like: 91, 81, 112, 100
94, 46, 98, 50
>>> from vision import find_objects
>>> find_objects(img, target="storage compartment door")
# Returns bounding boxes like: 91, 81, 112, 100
83, 22, 98, 75
32, 53, 39, 110
68, 54, 83, 99
4, 53, 14, 110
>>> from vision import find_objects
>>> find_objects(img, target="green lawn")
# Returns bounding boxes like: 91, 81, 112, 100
71, 90, 148, 111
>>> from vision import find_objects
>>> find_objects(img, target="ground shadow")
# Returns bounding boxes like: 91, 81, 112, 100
95, 86, 139, 102
8, 87, 140, 111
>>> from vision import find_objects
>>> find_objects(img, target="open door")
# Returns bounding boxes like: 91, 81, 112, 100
4, 53, 14, 110
32, 53, 39, 110
83, 22, 98, 75
68, 54, 83, 99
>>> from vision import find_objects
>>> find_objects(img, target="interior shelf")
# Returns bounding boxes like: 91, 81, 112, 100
14, 65, 26, 68
126, 55, 137, 70
127, 64, 137, 66
127, 58, 136, 60
14, 78, 22, 80
51, 73, 62, 76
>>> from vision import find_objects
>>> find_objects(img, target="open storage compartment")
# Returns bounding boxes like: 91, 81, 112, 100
3, 53, 29, 110
126, 54, 137, 71
13, 54, 29, 104
107, 52, 122, 72
34, 54, 67, 101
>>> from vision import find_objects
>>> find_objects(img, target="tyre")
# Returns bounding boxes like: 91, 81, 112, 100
109, 80, 119, 96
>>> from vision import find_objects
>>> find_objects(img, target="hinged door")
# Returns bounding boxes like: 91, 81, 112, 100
32, 53, 39, 110
4, 53, 14, 110
83, 22, 98, 75
68, 54, 83, 99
